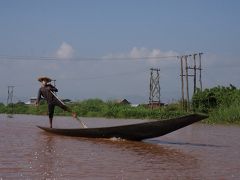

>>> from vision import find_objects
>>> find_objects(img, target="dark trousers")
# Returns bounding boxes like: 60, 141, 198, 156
48, 101, 70, 119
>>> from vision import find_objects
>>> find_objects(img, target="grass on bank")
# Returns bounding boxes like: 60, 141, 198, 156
0, 99, 188, 120
192, 85, 240, 124
1, 85, 240, 124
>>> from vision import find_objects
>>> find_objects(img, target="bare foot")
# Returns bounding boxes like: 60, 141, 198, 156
72, 112, 77, 119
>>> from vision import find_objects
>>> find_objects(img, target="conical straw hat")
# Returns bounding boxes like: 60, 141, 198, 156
38, 76, 52, 82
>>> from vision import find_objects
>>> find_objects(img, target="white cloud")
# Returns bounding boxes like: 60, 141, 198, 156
104, 47, 178, 64
130, 47, 178, 58
55, 42, 74, 59
130, 47, 149, 58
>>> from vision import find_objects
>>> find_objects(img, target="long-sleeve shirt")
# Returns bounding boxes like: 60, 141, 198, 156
36, 84, 58, 104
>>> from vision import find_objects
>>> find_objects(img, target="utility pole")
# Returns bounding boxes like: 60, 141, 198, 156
179, 53, 203, 111
185, 55, 190, 111
188, 52, 203, 93
199, 53, 203, 91
149, 68, 160, 109
193, 53, 197, 94
180, 56, 185, 110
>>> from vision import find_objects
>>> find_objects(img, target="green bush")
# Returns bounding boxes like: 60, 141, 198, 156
0, 103, 6, 113
192, 85, 240, 112
192, 85, 240, 124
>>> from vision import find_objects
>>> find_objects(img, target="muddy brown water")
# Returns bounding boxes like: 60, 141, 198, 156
0, 114, 240, 179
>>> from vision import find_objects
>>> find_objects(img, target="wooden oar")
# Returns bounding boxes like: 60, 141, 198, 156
50, 91, 87, 128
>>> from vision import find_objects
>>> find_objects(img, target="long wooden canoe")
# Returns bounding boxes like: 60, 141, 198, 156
37, 114, 207, 141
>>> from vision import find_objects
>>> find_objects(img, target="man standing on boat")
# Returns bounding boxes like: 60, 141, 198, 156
35, 76, 77, 128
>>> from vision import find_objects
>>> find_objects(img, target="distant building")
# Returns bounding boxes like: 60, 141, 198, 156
148, 102, 165, 108
114, 99, 131, 105
25, 97, 37, 105
130, 104, 139, 107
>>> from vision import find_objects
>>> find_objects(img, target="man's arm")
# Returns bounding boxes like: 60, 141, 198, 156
48, 84, 58, 92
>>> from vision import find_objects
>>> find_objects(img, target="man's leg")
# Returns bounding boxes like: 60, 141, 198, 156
56, 101, 87, 128
48, 104, 55, 128
57, 102, 77, 118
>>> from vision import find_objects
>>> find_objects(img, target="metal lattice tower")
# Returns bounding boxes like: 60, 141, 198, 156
7, 86, 14, 105
149, 68, 160, 108
7, 86, 14, 115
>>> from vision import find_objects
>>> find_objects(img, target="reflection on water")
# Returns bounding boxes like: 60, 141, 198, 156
147, 139, 227, 148
0, 114, 240, 179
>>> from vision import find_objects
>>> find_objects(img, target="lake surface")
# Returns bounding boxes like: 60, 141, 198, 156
0, 114, 240, 179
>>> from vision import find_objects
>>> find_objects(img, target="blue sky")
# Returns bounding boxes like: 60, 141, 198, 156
0, 0, 240, 103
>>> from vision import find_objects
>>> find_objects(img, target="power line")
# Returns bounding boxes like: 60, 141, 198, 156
58, 68, 149, 81
0, 54, 178, 62
1, 68, 150, 89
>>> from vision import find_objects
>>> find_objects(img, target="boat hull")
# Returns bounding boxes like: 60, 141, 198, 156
37, 114, 207, 141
